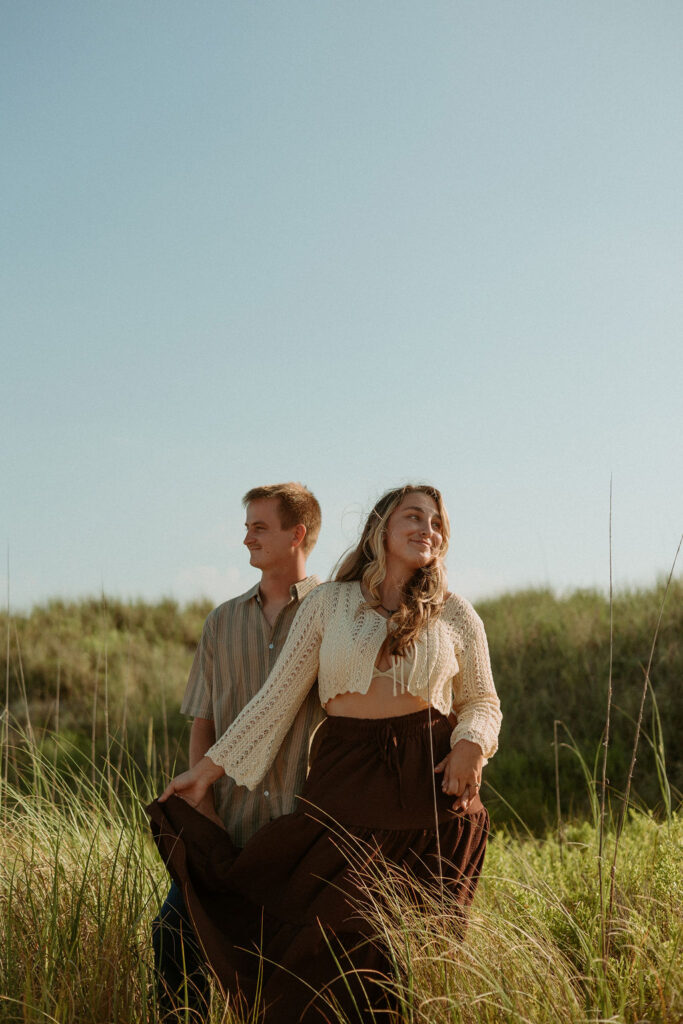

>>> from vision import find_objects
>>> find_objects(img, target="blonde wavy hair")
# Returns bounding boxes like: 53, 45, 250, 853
335, 484, 450, 657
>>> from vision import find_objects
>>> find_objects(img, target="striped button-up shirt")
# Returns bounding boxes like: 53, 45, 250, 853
180, 575, 324, 846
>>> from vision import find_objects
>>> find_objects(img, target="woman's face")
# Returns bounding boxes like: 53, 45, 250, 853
383, 491, 444, 572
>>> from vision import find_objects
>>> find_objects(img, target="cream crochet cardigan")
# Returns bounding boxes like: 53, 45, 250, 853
207, 580, 502, 791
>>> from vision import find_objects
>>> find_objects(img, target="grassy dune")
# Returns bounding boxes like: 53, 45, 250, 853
0, 738, 679, 1023
2, 581, 681, 828
1, 582, 681, 1021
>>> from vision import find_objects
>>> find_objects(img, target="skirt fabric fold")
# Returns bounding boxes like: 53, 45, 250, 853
148, 708, 489, 1023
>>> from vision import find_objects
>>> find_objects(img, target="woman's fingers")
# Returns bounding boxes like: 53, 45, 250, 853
439, 766, 482, 810
452, 781, 472, 812
438, 760, 464, 795
158, 780, 177, 803
157, 758, 223, 808
158, 768, 196, 804
455, 778, 482, 812
435, 747, 483, 809
441, 765, 461, 795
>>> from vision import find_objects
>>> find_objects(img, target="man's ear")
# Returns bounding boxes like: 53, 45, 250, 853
291, 523, 307, 550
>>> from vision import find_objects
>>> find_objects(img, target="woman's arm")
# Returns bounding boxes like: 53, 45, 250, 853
435, 600, 502, 811
160, 587, 325, 805
449, 602, 501, 758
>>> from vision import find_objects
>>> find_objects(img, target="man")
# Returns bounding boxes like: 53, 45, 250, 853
152, 482, 324, 1016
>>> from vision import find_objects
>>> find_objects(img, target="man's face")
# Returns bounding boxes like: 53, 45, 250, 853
243, 498, 296, 570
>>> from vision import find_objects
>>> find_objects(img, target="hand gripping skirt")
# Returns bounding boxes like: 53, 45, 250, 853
148, 708, 489, 1024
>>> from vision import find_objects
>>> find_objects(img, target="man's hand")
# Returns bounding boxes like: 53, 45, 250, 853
434, 738, 484, 812
159, 755, 225, 808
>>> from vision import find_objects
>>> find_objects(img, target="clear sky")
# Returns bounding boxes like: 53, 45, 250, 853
2, 1, 682, 611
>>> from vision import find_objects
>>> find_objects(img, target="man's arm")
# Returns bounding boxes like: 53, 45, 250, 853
190, 716, 216, 766
189, 717, 225, 827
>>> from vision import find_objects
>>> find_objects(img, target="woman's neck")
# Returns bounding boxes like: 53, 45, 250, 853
377, 565, 410, 612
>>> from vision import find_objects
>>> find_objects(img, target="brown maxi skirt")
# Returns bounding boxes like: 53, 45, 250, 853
148, 708, 489, 1024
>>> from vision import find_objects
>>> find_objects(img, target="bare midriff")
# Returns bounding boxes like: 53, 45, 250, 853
325, 676, 430, 719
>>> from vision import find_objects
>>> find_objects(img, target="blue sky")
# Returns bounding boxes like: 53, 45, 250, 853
2, 1, 681, 611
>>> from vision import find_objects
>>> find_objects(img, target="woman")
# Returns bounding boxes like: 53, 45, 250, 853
149, 484, 501, 1023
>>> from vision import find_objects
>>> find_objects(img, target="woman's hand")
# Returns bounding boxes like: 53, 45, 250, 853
158, 756, 225, 809
434, 739, 484, 812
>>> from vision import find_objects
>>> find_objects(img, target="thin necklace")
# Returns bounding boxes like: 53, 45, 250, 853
379, 603, 398, 616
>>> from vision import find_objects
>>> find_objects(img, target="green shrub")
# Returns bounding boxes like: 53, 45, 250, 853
1, 582, 681, 828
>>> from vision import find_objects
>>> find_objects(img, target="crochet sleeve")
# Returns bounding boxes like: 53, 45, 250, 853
450, 602, 502, 761
205, 587, 324, 789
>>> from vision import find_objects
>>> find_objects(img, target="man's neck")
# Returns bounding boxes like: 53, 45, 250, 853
259, 557, 309, 606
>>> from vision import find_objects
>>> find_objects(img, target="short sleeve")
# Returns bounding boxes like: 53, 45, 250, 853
450, 602, 502, 761
206, 587, 325, 789
180, 613, 215, 720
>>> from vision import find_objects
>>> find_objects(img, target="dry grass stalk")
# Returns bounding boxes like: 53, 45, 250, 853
553, 718, 563, 864
598, 477, 614, 960
2, 547, 10, 811
606, 533, 682, 956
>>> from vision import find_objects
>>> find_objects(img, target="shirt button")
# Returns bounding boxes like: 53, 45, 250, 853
264, 790, 270, 798
268, 643, 274, 650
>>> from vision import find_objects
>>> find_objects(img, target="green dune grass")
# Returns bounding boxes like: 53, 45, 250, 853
2, 582, 681, 828
1, 582, 681, 1021
0, 737, 679, 1023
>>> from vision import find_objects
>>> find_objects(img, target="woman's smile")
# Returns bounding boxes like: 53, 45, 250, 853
384, 493, 444, 569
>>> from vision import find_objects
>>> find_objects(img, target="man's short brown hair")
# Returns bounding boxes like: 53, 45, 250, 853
242, 483, 321, 554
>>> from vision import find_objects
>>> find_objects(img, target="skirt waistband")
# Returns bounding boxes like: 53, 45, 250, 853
303, 706, 477, 827
323, 706, 448, 739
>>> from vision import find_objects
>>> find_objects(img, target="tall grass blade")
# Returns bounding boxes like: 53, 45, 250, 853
2, 546, 10, 813
606, 533, 683, 955
598, 476, 615, 962
553, 718, 563, 864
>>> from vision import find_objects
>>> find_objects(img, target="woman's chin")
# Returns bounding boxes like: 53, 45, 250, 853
395, 553, 433, 572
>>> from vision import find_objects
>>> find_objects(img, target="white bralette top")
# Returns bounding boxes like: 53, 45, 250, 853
369, 653, 416, 696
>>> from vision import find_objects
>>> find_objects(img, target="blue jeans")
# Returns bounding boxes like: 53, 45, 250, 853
152, 881, 211, 1017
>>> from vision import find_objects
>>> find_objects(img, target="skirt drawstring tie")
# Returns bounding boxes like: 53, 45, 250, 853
377, 722, 406, 808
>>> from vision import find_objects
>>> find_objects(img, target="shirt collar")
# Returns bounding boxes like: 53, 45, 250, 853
291, 574, 320, 601
236, 582, 261, 604
237, 575, 320, 606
